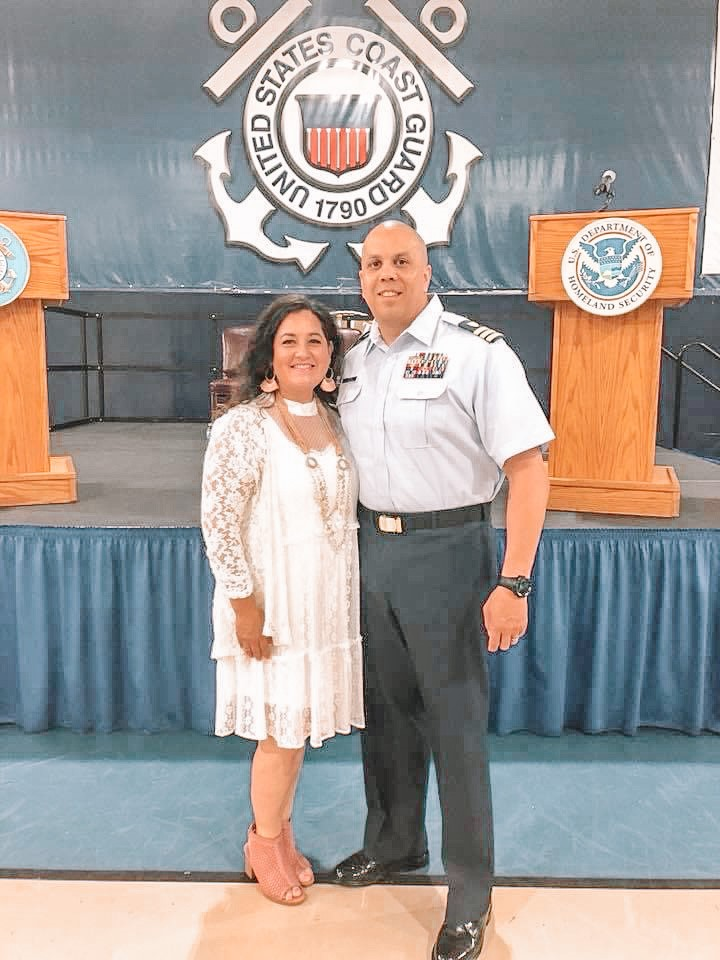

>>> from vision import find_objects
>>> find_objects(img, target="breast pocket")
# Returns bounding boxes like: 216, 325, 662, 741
337, 380, 362, 406
336, 379, 365, 443
395, 379, 448, 448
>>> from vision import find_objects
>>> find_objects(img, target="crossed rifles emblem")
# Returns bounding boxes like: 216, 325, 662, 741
195, 0, 483, 272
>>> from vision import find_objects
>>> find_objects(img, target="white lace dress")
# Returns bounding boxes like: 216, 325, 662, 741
201, 397, 364, 749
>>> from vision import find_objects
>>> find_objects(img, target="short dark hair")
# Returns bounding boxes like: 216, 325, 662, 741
234, 294, 341, 406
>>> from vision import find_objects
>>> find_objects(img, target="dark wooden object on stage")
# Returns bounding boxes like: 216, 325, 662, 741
209, 325, 253, 420
0, 210, 76, 506
528, 207, 698, 517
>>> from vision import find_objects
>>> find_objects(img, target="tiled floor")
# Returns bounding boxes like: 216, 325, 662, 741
2, 880, 718, 960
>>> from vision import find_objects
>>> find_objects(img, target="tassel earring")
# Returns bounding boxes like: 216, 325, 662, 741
260, 367, 278, 393
320, 367, 336, 393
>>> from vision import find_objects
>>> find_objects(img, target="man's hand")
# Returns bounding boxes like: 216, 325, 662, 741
482, 586, 528, 653
230, 596, 272, 660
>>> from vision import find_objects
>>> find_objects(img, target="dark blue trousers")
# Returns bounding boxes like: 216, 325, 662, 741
358, 511, 495, 924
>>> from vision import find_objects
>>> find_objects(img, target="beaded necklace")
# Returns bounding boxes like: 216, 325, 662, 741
274, 396, 351, 551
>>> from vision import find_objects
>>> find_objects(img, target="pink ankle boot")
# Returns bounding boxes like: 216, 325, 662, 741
244, 824, 305, 906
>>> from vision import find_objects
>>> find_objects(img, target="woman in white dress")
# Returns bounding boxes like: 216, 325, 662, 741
201, 295, 364, 906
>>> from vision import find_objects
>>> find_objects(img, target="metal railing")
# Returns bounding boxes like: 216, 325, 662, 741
44, 306, 101, 428
661, 340, 720, 450
45, 306, 219, 429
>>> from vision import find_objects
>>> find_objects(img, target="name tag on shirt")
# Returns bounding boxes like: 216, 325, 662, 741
403, 352, 449, 379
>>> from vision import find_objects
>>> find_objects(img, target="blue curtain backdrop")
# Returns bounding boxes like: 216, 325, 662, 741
1, 526, 718, 736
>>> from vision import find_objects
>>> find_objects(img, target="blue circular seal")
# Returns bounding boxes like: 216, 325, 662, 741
0, 222, 31, 308
561, 217, 662, 316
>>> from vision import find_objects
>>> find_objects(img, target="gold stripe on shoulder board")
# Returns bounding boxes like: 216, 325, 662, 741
458, 319, 505, 343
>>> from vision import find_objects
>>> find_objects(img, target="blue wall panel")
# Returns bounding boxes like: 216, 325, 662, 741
1, 0, 716, 292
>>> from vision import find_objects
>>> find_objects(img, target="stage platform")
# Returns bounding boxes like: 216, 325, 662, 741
0, 423, 719, 737
0, 422, 718, 529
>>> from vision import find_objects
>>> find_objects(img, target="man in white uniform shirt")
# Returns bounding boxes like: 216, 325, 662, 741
334, 221, 553, 960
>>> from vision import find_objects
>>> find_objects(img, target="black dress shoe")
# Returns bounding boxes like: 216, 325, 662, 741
333, 849, 429, 886
432, 907, 492, 960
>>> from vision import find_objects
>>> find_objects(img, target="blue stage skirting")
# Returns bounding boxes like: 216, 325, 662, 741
1, 525, 718, 736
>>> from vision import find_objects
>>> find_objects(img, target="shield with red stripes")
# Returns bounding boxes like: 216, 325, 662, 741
297, 94, 380, 175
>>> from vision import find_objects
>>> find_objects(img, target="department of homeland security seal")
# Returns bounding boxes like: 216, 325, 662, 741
244, 25, 433, 226
0, 223, 31, 308
561, 217, 662, 316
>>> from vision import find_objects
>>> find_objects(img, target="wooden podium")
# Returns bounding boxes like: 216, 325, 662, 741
528, 207, 698, 517
0, 210, 77, 506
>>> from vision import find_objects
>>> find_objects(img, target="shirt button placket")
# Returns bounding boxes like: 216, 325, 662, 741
378, 350, 403, 509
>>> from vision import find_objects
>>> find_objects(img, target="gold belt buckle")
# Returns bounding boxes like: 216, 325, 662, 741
377, 513, 404, 535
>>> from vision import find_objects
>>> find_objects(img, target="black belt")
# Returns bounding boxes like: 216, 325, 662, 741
359, 501, 490, 535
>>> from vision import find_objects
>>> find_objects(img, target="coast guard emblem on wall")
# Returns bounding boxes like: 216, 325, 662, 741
195, 0, 482, 272
0, 224, 31, 309
561, 217, 662, 316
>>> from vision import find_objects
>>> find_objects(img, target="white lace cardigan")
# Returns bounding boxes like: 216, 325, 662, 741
201, 398, 350, 658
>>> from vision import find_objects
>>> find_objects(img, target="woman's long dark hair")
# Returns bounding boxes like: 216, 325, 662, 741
232, 295, 342, 408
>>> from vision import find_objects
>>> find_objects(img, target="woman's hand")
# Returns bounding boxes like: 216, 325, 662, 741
230, 596, 273, 660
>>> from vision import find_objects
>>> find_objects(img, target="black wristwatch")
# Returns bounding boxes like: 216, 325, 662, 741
496, 575, 533, 598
